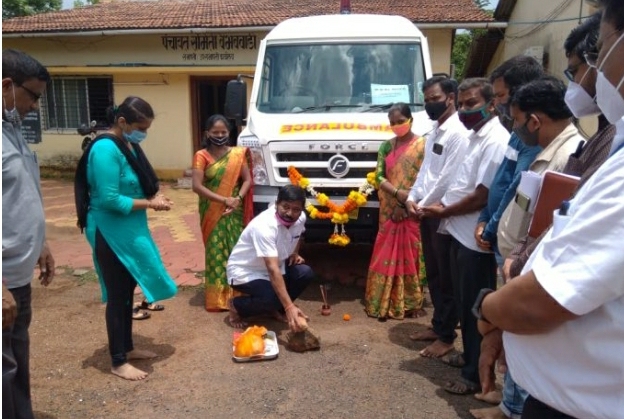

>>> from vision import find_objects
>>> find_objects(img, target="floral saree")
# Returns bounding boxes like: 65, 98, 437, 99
364, 137, 426, 319
193, 146, 253, 311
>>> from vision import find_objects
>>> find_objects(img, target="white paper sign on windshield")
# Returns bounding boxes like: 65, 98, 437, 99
370, 84, 410, 105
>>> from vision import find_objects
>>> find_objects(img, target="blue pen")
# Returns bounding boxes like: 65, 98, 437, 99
559, 200, 570, 216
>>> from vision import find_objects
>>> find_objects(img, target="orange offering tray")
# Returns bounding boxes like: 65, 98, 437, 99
232, 331, 279, 362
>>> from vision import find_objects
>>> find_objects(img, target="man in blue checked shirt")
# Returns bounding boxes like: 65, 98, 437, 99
474, 56, 543, 261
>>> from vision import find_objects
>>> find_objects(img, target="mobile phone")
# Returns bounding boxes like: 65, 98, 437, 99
433, 143, 444, 155
515, 192, 531, 211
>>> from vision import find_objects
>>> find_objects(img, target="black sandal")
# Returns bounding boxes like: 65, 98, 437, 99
132, 306, 151, 320
136, 300, 165, 311
441, 352, 465, 368
443, 377, 481, 395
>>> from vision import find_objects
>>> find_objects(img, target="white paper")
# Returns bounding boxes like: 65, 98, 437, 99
517, 171, 542, 213
370, 83, 410, 105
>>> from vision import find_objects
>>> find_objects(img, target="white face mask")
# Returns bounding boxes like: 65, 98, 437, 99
596, 31, 624, 124
565, 67, 600, 118
2, 82, 21, 125
610, 116, 624, 155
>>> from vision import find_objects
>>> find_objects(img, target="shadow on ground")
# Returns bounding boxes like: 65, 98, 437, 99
81, 335, 176, 375
389, 321, 490, 419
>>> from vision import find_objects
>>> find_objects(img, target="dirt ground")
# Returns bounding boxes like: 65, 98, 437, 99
29, 278, 495, 419
28, 180, 494, 419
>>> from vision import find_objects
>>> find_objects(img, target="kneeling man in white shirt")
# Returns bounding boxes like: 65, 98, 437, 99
227, 185, 313, 332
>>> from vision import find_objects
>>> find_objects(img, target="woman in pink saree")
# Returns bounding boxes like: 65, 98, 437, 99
364, 103, 426, 320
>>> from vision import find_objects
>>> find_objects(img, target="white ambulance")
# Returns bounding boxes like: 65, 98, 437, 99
225, 12, 433, 242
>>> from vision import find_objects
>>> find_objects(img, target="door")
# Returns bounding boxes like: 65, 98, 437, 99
190, 76, 237, 152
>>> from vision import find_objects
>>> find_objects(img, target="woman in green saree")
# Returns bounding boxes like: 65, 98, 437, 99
364, 103, 427, 320
192, 115, 253, 311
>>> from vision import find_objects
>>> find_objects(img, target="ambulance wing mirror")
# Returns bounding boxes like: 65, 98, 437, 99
225, 78, 248, 127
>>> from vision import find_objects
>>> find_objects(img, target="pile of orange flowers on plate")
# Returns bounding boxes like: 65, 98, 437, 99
287, 166, 378, 246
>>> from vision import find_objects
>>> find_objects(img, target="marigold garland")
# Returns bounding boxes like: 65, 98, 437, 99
287, 165, 378, 246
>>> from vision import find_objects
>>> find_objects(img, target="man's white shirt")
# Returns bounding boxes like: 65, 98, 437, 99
441, 117, 509, 252
408, 112, 470, 207
227, 207, 306, 286
504, 140, 624, 419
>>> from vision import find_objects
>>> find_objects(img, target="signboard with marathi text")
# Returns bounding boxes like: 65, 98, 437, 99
4, 33, 264, 67
160, 34, 258, 64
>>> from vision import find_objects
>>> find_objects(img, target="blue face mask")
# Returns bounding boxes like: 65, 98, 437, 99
123, 130, 147, 144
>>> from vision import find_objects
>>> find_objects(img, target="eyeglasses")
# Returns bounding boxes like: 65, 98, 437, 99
563, 62, 582, 81
18, 84, 42, 102
584, 52, 599, 69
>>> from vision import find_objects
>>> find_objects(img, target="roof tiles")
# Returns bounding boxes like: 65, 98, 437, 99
3, 0, 493, 34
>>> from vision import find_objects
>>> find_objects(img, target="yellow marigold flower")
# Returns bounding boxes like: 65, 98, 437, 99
317, 193, 329, 206
299, 178, 310, 188
366, 172, 378, 188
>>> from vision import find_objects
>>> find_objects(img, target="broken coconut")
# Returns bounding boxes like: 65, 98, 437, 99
286, 315, 321, 352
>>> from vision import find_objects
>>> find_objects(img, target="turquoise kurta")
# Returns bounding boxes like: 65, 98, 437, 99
85, 138, 177, 303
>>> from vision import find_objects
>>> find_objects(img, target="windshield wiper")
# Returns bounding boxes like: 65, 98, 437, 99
294, 104, 363, 113
362, 102, 424, 112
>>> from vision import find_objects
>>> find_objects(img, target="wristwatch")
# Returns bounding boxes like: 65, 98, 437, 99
472, 288, 495, 323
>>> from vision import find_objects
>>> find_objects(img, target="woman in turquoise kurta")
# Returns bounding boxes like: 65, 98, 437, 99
76, 96, 176, 381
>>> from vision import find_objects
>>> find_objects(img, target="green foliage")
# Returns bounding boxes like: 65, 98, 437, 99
451, 32, 473, 81
2, 0, 61, 20
450, 0, 494, 80
473, 0, 491, 9
73, 0, 99, 8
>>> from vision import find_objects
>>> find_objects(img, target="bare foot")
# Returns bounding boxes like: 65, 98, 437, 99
475, 390, 503, 405
227, 299, 247, 329
419, 339, 454, 358
469, 406, 508, 419
127, 349, 157, 360
409, 329, 439, 341
111, 363, 148, 381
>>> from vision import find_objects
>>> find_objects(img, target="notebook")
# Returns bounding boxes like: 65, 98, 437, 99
528, 170, 580, 239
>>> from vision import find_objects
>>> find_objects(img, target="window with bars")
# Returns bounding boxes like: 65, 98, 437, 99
41, 77, 113, 131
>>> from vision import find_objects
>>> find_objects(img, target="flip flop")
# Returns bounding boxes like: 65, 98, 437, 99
443, 377, 481, 395
441, 352, 465, 368
132, 307, 151, 320
136, 301, 165, 311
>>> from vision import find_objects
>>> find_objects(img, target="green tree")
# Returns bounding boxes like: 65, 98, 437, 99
73, 0, 99, 8
451, 32, 474, 81
450, 0, 493, 80
2, 0, 61, 20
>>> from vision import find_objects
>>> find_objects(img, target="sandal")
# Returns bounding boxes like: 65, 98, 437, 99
441, 352, 465, 368
136, 300, 165, 311
132, 306, 151, 320
443, 377, 481, 395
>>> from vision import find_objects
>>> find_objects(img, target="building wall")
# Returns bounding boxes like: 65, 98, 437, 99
423, 29, 453, 76
488, 0, 599, 136
4, 34, 259, 178
16, 73, 194, 179
4, 28, 452, 175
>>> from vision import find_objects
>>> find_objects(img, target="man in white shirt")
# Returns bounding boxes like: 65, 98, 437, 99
227, 185, 313, 332
406, 76, 469, 358
421, 78, 508, 395
474, 2, 624, 417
